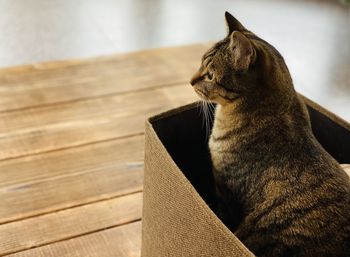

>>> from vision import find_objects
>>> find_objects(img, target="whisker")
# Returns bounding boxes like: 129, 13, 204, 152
201, 101, 206, 129
208, 102, 215, 125
208, 103, 215, 130
198, 100, 216, 140
203, 101, 208, 138
204, 101, 212, 139
197, 101, 203, 117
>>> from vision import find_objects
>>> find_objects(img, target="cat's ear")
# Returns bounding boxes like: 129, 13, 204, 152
225, 11, 246, 34
229, 31, 254, 70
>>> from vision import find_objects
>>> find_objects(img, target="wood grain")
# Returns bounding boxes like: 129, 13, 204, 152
0, 42, 203, 257
0, 136, 144, 224
0, 44, 208, 112
0, 44, 203, 257
0, 40, 348, 257
6, 221, 141, 257
0, 193, 142, 256
0, 84, 197, 160
0, 135, 144, 188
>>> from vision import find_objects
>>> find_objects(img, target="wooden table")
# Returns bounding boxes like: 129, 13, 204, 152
0, 42, 349, 257
0, 44, 209, 257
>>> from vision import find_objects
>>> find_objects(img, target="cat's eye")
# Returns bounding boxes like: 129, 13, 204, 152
206, 71, 213, 80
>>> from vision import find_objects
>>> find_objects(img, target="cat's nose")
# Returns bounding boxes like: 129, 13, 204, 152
190, 71, 201, 86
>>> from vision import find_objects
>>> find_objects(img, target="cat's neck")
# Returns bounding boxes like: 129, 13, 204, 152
212, 92, 311, 139
209, 93, 312, 174
214, 96, 287, 129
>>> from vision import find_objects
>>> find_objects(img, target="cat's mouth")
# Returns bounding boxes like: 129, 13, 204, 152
194, 87, 210, 100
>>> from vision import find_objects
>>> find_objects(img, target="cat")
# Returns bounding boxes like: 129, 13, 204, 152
190, 11, 350, 257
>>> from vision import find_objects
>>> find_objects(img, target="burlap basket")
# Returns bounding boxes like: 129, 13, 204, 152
141, 95, 350, 257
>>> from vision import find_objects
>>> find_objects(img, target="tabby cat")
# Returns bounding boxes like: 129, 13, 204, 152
190, 12, 350, 257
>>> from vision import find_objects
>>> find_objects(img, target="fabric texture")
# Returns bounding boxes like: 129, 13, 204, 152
142, 117, 254, 257
141, 94, 350, 257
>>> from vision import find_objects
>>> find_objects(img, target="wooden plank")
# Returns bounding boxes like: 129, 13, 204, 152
1, 141, 343, 255
0, 84, 197, 160
0, 44, 209, 112
0, 192, 142, 256
0, 134, 144, 188
0, 136, 144, 224
6, 221, 141, 257
0, 159, 142, 225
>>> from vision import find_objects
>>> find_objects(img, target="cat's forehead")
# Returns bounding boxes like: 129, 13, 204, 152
202, 39, 228, 61
200, 32, 282, 66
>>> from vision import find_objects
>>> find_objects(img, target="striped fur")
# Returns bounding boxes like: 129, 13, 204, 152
190, 12, 350, 257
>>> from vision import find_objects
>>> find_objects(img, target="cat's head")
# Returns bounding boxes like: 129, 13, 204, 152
190, 12, 293, 107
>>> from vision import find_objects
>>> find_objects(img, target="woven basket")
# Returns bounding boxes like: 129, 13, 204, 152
141, 95, 350, 257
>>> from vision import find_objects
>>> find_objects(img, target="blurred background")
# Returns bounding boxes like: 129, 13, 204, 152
0, 0, 349, 120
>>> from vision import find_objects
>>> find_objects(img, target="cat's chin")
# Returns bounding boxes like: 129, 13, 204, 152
194, 88, 210, 101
